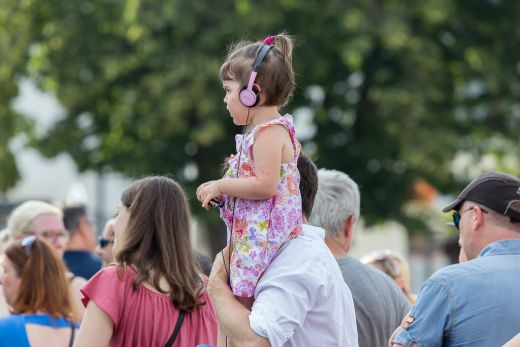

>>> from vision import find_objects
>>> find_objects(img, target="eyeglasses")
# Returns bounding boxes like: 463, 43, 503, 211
452, 206, 489, 230
37, 230, 68, 242
98, 236, 114, 249
22, 235, 37, 257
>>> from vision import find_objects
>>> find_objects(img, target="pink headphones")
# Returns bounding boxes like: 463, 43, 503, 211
239, 44, 274, 108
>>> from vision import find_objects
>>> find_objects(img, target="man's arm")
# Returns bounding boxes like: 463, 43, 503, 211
208, 248, 270, 347
388, 324, 417, 347
388, 280, 451, 347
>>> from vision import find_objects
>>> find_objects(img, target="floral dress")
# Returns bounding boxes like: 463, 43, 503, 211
220, 114, 302, 297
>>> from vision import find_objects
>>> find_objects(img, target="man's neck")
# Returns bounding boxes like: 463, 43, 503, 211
66, 235, 90, 251
324, 237, 349, 259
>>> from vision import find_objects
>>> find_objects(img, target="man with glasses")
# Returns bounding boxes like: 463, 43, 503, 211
95, 217, 116, 267
391, 172, 520, 347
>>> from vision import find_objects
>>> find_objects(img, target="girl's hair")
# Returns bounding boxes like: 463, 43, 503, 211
115, 176, 204, 312
220, 32, 295, 107
5, 238, 76, 321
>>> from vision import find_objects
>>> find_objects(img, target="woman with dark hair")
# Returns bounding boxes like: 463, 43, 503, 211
74, 176, 217, 347
0, 236, 78, 346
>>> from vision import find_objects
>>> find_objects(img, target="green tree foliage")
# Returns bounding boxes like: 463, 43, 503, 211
1, 0, 519, 230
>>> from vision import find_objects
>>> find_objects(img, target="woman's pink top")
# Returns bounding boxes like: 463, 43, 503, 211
81, 265, 217, 347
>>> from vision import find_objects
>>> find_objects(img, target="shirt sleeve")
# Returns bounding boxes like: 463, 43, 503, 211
80, 265, 127, 328
249, 265, 321, 347
392, 279, 452, 347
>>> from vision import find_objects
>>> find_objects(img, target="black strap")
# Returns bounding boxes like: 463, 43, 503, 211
164, 311, 186, 347
68, 321, 76, 347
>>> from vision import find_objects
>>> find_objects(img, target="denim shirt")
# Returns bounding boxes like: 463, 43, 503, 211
393, 239, 520, 347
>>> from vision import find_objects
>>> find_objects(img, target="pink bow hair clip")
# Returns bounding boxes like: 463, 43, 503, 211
263, 36, 276, 45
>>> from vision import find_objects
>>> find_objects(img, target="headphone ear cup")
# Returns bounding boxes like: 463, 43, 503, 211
239, 87, 257, 107
251, 85, 261, 107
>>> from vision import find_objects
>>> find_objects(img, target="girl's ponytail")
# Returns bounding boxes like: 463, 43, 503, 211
272, 32, 293, 66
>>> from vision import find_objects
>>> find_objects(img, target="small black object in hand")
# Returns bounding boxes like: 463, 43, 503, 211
209, 199, 224, 208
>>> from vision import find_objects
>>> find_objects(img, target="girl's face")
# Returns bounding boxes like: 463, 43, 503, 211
223, 80, 249, 125
0, 257, 21, 305
113, 204, 130, 246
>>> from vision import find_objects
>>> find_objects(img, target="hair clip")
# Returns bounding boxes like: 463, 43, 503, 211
263, 36, 276, 45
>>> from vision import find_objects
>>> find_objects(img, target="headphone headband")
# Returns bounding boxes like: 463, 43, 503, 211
240, 44, 274, 107
252, 44, 274, 72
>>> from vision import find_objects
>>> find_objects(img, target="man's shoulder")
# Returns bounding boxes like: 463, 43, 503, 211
338, 256, 401, 286
275, 225, 332, 265
262, 225, 339, 281
427, 262, 471, 286
428, 255, 509, 286
337, 256, 411, 309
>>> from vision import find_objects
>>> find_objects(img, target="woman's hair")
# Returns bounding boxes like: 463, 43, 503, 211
115, 176, 204, 312
7, 200, 62, 239
5, 238, 75, 321
220, 32, 295, 107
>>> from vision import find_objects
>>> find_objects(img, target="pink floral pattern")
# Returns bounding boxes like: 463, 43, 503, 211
220, 114, 302, 297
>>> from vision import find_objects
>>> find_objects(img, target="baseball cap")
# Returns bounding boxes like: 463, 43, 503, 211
442, 172, 520, 222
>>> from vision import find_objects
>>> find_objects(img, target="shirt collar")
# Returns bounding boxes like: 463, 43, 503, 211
479, 239, 520, 257
301, 224, 326, 240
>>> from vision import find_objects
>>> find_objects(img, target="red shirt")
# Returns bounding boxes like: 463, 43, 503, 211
81, 265, 217, 347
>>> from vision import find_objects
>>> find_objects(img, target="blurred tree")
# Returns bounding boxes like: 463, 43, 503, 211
1, 0, 519, 234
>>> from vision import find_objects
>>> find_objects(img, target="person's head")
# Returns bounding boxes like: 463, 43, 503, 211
114, 176, 203, 312
63, 204, 97, 251
0, 236, 75, 320
95, 218, 116, 267
309, 169, 360, 253
220, 33, 295, 125
361, 250, 415, 304
443, 172, 520, 260
7, 201, 68, 258
297, 152, 318, 221
195, 251, 213, 277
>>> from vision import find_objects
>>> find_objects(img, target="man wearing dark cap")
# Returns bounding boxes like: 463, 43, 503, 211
391, 172, 520, 347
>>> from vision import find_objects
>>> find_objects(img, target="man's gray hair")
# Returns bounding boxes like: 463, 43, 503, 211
309, 169, 360, 238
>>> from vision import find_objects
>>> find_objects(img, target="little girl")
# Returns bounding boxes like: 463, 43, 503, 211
196, 33, 302, 302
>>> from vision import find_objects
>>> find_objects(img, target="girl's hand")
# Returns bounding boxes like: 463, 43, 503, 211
196, 180, 223, 210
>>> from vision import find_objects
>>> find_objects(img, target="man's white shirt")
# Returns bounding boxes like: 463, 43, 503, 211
249, 224, 359, 347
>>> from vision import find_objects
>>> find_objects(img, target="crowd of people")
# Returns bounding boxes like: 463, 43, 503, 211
1, 32, 520, 347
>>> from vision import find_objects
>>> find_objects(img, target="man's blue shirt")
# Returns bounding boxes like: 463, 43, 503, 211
63, 250, 102, 280
393, 239, 520, 347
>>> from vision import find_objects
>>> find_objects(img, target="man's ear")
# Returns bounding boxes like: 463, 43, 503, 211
473, 205, 486, 231
344, 215, 356, 239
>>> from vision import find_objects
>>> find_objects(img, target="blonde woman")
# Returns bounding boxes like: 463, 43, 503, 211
6, 201, 86, 320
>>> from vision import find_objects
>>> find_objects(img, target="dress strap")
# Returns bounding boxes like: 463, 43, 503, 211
247, 115, 300, 163
68, 321, 76, 347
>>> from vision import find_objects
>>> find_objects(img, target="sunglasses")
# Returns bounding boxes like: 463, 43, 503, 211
451, 206, 489, 230
98, 236, 114, 249
22, 235, 37, 257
